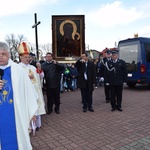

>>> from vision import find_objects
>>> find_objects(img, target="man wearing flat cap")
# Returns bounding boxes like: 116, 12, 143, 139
105, 49, 127, 111
100, 49, 112, 103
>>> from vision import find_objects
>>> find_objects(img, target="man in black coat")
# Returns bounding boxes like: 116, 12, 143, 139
105, 50, 127, 111
41, 53, 64, 114
75, 53, 96, 112
29, 53, 37, 67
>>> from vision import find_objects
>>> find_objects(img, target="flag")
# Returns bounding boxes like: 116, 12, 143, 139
90, 50, 94, 59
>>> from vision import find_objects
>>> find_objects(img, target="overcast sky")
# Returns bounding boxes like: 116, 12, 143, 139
0, 0, 150, 51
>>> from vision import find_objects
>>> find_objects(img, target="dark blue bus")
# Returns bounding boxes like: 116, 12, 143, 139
118, 37, 150, 87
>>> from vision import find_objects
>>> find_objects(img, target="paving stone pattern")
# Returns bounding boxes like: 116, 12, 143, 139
30, 85, 150, 150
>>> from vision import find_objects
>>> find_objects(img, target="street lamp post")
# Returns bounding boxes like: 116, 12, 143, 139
32, 13, 41, 60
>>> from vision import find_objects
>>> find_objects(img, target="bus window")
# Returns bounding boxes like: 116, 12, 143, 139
144, 43, 150, 62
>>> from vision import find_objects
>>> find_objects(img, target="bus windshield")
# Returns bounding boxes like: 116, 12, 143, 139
119, 43, 139, 63
119, 41, 140, 71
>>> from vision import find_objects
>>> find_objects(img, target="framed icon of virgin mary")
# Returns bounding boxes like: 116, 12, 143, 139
52, 15, 85, 61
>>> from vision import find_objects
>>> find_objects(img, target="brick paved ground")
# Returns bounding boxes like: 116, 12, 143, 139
30, 84, 150, 150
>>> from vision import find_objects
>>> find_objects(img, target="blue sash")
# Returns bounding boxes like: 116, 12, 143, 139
0, 67, 18, 150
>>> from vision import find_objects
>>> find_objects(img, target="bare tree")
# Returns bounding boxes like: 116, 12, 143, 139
38, 43, 52, 58
5, 34, 52, 60
5, 34, 27, 60
40, 43, 52, 53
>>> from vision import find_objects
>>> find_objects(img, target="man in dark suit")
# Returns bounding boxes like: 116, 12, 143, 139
75, 53, 96, 112
105, 50, 127, 111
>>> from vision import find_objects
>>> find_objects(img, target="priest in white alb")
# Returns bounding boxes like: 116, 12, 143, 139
0, 42, 39, 150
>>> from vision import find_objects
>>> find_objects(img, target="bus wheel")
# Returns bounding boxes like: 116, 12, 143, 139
127, 82, 136, 88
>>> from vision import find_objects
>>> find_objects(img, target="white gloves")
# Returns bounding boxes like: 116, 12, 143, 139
100, 77, 104, 82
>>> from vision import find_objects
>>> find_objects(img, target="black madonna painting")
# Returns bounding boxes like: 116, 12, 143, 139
52, 15, 85, 60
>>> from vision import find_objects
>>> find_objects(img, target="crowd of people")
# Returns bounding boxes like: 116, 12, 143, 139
0, 41, 127, 149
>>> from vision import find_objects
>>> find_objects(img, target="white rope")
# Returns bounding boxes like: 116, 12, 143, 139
105, 61, 116, 73
101, 59, 105, 66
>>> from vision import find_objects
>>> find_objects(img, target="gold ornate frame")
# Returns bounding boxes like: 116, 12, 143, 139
52, 15, 85, 62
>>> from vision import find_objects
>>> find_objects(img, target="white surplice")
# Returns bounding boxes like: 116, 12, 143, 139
19, 62, 46, 116
19, 62, 46, 135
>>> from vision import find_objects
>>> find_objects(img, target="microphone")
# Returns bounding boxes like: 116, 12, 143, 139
0, 69, 4, 80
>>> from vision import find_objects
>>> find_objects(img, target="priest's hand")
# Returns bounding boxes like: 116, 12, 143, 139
29, 74, 34, 80
32, 115, 37, 122
0, 80, 4, 90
